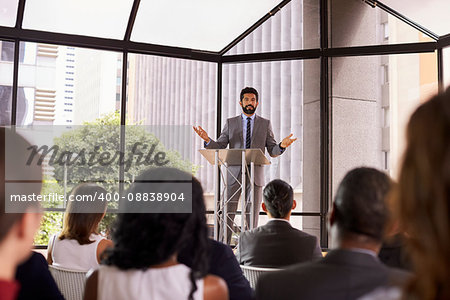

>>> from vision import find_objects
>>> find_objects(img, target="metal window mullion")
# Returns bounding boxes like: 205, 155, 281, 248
118, 51, 128, 196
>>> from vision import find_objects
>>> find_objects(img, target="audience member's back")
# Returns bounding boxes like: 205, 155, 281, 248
256, 168, 410, 300
84, 167, 227, 300
47, 183, 113, 271
237, 179, 322, 267
0, 128, 44, 300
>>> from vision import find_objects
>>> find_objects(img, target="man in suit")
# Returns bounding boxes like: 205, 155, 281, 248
256, 167, 410, 300
236, 179, 322, 267
193, 87, 296, 242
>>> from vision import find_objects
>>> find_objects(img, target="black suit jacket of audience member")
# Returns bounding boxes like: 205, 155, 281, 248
178, 238, 254, 300
237, 219, 322, 268
378, 233, 412, 271
15, 252, 64, 300
256, 249, 411, 300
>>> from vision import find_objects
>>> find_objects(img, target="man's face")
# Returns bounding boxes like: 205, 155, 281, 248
240, 93, 258, 115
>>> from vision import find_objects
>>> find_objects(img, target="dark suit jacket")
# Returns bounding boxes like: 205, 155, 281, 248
237, 220, 322, 267
15, 252, 64, 300
206, 115, 283, 186
179, 238, 254, 300
256, 249, 411, 300
378, 233, 412, 271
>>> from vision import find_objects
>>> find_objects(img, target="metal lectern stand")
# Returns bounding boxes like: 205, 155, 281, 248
199, 149, 270, 243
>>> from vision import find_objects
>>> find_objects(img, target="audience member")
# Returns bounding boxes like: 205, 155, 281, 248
256, 167, 410, 300
15, 252, 64, 300
179, 237, 253, 300
236, 179, 321, 267
47, 183, 113, 271
84, 167, 228, 300
361, 89, 450, 300
0, 128, 43, 300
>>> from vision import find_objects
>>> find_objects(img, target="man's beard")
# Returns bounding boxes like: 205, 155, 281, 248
242, 105, 256, 115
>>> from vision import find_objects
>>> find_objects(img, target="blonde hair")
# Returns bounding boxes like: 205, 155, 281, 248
59, 183, 107, 245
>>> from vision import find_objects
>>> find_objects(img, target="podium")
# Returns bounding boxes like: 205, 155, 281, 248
199, 149, 270, 243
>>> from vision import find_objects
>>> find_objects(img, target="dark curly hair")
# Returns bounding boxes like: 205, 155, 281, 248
104, 167, 209, 300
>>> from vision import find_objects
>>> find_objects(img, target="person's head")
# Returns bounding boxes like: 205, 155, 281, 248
393, 88, 450, 300
59, 183, 108, 245
329, 167, 391, 250
0, 128, 42, 277
105, 167, 208, 300
240, 87, 259, 116
262, 179, 296, 220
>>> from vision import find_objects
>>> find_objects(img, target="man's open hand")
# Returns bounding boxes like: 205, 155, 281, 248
193, 126, 210, 143
281, 133, 297, 148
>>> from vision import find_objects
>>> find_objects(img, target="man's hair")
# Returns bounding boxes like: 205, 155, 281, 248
263, 179, 293, 218
240, 87, 259, 102
333, 167, 391, 242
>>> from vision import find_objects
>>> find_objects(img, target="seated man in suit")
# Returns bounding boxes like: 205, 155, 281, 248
256, 167, 410, 300
236, 179, 322, 267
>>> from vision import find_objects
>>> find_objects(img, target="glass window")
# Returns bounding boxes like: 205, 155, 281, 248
224, 0, 320, 55
0, 0, 18, 27
131, 0, 281, 51
15, 42, 123, 245
444, 47, 450, 89
221, 58, 321, 236
0, 41, 15, 125
330, 0, 436, 48
331, 52, 438, 197
22, 0, 134, 39
18, 42, 121, 126
126, 54, 217, 194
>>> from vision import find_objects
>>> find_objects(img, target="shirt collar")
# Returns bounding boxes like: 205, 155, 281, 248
241, 113, 256, 121
267, 218, 291, 224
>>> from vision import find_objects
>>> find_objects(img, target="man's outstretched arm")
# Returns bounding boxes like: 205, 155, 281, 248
194, 121, 230, 149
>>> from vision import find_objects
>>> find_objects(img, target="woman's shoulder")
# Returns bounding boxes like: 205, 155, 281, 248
203, 274, 228, 300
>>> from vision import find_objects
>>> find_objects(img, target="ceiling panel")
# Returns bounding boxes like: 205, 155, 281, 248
131, 0, 281, 52
381, 0, 450, 37
22, 0, 134, 39
0, 0, 19, 27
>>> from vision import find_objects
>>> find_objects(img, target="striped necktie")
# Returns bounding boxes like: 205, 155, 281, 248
246, 117, 251, 149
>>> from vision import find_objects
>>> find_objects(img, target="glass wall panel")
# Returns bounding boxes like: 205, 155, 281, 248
22, 0, 134, 39
444, 47, 450, 89
15, 42, 123, 245
331, 52, 438, 198
126, 54, 217, 201
0, 40, 15, 125
131, 0, 280, 51
17, 42, 121, 126
330, 0, 436, 48
224, 0, 320, 55
221, 58, 321, 235
0, 0, 18, 27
